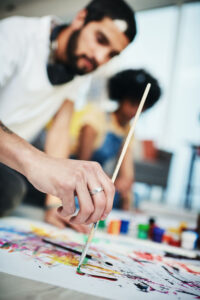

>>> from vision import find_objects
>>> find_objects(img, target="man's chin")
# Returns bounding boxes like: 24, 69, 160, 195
76, 62, 98, 75
76, 67, 94, 75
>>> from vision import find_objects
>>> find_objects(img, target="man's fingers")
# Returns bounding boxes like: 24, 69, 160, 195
85, 189, 107, 225
57, 190, 76, 217
46, 214, 66, 229
72, 161, 114, 225
84, 164, 109, 224
70, 178, 94, 224
68, 223, 90, 234
53, 219, 66, 229
100, 176, 115, 219
92, 163, 115, 219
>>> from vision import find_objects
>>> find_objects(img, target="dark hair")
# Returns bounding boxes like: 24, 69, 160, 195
108, 69, 161, 110
85, 0, 137, 42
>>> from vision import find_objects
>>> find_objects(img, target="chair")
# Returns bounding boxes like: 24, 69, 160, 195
134, 142, 173, 202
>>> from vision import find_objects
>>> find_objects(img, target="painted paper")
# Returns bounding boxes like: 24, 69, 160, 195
0, 217, 200, 299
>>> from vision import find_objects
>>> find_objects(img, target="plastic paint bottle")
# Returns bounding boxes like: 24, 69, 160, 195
181, 231, 198, 250
98, 220, 106, 230
137, 224, 149, 240
152, 227, 165, 243
168, 227, 181, 247
162, 233, 172, 245
108, 220, 121, 235
120, 220, 130, 234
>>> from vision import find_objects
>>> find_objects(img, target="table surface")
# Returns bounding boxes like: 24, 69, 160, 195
0, 204, 198, 300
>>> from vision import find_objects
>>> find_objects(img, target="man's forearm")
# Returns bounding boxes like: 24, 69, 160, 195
0, 121, 41, 176
45, 100, 74, 158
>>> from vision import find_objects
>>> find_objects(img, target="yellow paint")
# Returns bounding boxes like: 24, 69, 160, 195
31, 225, 52, 238
49, 254, 79, 266
86, 264, 121, 275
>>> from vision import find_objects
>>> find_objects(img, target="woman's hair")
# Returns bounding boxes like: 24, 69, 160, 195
108, 69, 161, 110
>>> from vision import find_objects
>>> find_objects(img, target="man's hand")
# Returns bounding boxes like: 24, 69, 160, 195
26, 155, 115, 225
44, 207, 90, 233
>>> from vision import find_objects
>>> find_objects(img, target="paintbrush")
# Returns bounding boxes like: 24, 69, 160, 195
77, 83, 151, 273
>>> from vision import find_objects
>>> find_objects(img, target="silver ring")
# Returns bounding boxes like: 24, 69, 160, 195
89, 186, 104, 196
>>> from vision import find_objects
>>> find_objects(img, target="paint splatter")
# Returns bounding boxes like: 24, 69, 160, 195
0, 224, 200, 298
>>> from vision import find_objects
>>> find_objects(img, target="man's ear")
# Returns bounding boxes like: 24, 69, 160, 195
71, 9, 87, 30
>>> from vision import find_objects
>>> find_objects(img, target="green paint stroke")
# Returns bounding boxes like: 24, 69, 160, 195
76, 257, 88, 274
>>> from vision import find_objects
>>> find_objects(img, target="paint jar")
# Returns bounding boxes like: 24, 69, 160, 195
108, 220, 121, 235
162, 233, 172, 245
179, 222, 188, 233
168, 228, 181, 247
137, 224, 149, 240
152, 227, 165, 243
98, 220, 106, 230
120, 220, 130, 234
181, 231, 198, 250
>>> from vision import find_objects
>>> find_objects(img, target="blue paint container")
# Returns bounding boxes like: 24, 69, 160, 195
120, 220, 130, 234
152, 227, 165, 243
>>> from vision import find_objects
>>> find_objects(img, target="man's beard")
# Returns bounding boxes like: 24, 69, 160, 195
66, 29, 98, 75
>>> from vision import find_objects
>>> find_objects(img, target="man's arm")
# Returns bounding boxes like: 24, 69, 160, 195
0, 121, 115, 224
44, 100, 74, 208
0, 121, 37, 175
45, 99, 74, 158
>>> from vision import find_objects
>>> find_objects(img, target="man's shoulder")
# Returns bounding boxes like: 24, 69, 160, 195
0, 15, 55, 32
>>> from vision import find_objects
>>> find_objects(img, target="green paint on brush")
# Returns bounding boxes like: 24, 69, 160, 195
83, 257, 88, 265
76, 265, 84, 274
76, 257, 88, 274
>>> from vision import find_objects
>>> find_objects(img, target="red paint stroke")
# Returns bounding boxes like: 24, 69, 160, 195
134, 251, 165, 263
134, 252, 155, 261
177, 263, 200, 275
128, 255, 145, 266
134, 251, 200, 275
76, 271, 84, 276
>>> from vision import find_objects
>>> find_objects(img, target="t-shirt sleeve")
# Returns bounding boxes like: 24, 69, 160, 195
0, 17, 24, 87
62, 74, 92, 108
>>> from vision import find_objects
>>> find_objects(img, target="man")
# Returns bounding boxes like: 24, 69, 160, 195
0, 0, 137, 228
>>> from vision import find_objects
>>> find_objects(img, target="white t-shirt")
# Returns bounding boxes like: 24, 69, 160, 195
0, 16, 90, 142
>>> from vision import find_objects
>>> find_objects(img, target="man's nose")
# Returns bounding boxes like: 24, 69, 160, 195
94, 48, 110, 66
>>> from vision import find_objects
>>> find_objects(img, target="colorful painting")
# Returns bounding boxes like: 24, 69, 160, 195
0, 217, 200, 299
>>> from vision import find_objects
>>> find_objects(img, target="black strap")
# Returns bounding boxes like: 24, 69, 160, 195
47, 24, 75, 85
